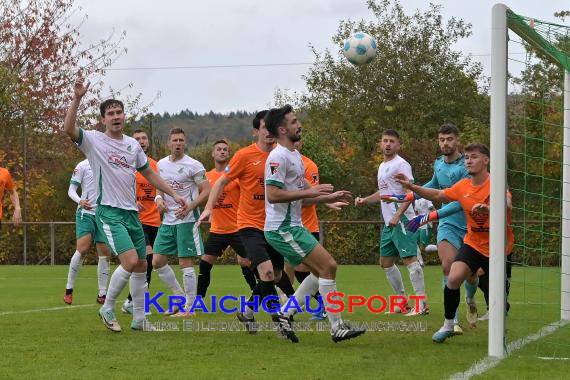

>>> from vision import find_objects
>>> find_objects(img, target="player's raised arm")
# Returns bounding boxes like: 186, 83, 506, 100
394, 173, 449, 204
354, 191, 382, 206
64, 75, 90, 142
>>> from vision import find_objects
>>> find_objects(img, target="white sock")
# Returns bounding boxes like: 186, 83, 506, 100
182, 267, 197, 311
156, 264, 184, 296
97, 256, 110, 296
383, 265, 406, 297
130, 272, 147, 321
65, 250, 83, 290
103, 265, 131, 310
282, 273, 319, 317
407, 261, 427, 309
443, 318, 455, 331
319, 278, 343, 331
416, 246, 424, 266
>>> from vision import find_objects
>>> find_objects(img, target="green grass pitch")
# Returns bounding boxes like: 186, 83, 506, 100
0, 264, 568, 379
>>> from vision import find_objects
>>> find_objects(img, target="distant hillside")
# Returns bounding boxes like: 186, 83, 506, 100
130, 110, 257, 146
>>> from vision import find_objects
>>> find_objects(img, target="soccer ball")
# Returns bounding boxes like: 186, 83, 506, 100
342, 32, 377, 65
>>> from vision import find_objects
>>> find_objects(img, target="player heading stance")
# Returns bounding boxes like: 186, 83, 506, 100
196, 140, 257, 298
395, 143, 514, 343
64, 159, 110, 305
197, 111, 295, 334
355, 130, 428, 316
152, 128, 211, 317
64, 76, 185, 332
264, 105, 365, 343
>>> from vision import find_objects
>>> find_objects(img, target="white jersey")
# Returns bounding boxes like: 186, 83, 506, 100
76, 128, 148, 211
157, 155, 207, 225
377, 155, 416, 226
414, 198, 434, 215
264, 144, 305, 231
70, 159, 97, 215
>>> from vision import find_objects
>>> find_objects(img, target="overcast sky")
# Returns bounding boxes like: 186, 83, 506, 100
75, 0, 569, 114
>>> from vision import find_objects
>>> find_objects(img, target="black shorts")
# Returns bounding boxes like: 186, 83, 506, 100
311, 231, 320, 242
455, 244, 513, 275
204, 232, 248, 258
142, 224, 159, 248
239, 227, 284, 270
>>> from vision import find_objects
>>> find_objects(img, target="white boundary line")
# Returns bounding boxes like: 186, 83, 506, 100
0, 304, 96, 316
448, 320, 570, 380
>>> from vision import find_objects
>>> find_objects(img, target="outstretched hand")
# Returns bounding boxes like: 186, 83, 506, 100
394, 173, 413, 189
73, 74, 90, 99
380, 194, 408, 203
196, 208, 211, 228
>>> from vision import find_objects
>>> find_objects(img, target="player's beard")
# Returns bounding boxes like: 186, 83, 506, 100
442, 146, 456, 156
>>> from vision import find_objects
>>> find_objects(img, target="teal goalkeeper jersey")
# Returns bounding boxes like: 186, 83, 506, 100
422, 155, 469, 229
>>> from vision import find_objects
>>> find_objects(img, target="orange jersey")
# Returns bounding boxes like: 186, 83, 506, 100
301, 155, 320, 233
135, 157, 161, 227
223, 143, 270, 230
443, 176, 514, 257
206, 169, 240, 234
0, 167, 15, 220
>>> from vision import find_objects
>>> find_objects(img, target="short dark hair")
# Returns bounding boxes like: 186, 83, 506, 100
382, 129, 400, 140
99, 99, 124, 117
212, 139, 229, 147
132, 129, 147, 136
438, 123, 460, 136
464, 143, 490, 157
169, 127, 185, 138
252, 110, 269, 129
265, 105, 294, 137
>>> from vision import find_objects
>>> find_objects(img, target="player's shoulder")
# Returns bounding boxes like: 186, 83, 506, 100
122, 134, 141, 147
77, 159, 90, 169
301, 154, 317, 168
0, 167, 9, 177
157, 156, 170, 167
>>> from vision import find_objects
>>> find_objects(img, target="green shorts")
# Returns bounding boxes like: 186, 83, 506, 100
153, 222, 204, 258
95, 205, 146, 259
419, 224, 432, 246
264, 226, 319, 266
380, 220, 419, 259
75, 210, 104, 243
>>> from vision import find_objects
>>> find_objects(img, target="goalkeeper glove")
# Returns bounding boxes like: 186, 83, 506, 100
407, 210, 438, 232
380, 193, 415, 203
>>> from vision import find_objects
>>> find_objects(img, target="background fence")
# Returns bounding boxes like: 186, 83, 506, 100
0, 219, 560, 266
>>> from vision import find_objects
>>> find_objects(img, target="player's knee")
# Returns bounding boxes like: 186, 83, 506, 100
447, 274, 462, 289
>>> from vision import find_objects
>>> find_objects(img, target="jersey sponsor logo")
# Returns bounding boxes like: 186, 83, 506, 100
108, 154, 130, 169
269, 162, 280, 175
253, 194, 265, 200
170, 180, 184, 191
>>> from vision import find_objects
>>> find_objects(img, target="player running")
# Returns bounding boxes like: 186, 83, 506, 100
197, 111, 296, 333
395, 143, 514, 343
264, 105, 365, 343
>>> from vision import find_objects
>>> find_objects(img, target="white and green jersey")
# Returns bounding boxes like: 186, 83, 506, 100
157, 154, 207, 225
377, 154, 416, 226
264, 144, 305, 231
70, 159, 96, 215
76, 128, 148, 211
